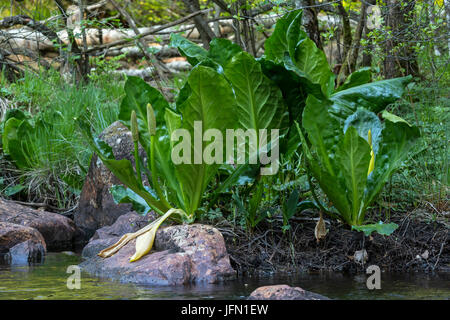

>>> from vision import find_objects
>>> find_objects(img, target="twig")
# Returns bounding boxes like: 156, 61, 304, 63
9, 200, 69, 212
84, 9, 211, 54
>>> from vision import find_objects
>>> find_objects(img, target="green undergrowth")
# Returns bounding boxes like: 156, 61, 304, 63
0, 70, 124, 208
378, 82, 449, 216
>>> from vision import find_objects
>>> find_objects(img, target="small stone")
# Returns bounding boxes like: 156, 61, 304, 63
248, 285, 330, 300
354, 249, 369, 264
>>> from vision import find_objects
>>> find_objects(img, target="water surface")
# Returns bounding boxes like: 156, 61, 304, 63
0, 253, 448, 300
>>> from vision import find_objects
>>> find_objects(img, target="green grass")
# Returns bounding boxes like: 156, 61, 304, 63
381, 82, 449, 214
0, 70, 124, 208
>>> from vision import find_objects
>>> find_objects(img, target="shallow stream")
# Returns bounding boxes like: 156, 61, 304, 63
0, 253, 448, 300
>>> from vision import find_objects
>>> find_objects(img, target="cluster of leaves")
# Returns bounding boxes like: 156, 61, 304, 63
252, 9, 419, 231
81, 10, 419, 244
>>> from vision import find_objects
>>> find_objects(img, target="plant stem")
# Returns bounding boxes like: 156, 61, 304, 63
150, 135, 172, 210
133, 141, 143, 189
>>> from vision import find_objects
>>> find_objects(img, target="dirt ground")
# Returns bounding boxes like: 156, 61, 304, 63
213, 209, 449, 275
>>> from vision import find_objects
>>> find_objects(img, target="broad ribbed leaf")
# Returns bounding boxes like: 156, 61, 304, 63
329, 76, 413, 123
170, 34, 241, 70
265, 9, 303, 65
287, 10, 307, 60
110, 185, 151, 215
302, 95, 340, 176
296, 121, 351, 219
259, 58, 307, 124
290, 38, 335, 97
175, 66, 237, 214
352, 221, 399, 236
336, 67, 372, 92
208, 38, 242, 67
336, 126, 371, 225
2, 117, 22, 157
169, 33, 208, 66
258, 58, 306, 158
344, 108, 382, 155
224, 52, 288, 136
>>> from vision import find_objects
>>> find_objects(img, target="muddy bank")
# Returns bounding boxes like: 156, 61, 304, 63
216, 210, 449, 275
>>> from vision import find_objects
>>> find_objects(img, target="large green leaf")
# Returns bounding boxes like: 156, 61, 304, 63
352, 221, 399, 236
175, 66, 237, 214
224, 51, 288, 141
265, 9, 303, 65
169, 33, 208, 66
344, 108, 382, 155
296, 121, 350, 219
329, 76, 413, 123
289, 38, 335, 97
286, 10, 307, 60
300, 98, 419, 226
258, 58, 307, 158
169, 34, 241, 70
302, 95, 340, 176
208, 38, 243, 68
283, 188, 300, 222
258, 58, 306, 124
110, 184, 151, 215
1, 115, 47, 169
336, 126, 371, 225
2, 117, 22, 156
336, 67, 372, 92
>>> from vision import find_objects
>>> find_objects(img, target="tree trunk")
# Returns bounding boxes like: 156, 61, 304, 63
182, 0, 215, 49
298, 0, 323, 50
54, 0, 87, 83
361, 24, 372, 67
383, 0, 419, 78
337, 1, 368, 85
445, 0, 450, 52
337, 1, 352, 59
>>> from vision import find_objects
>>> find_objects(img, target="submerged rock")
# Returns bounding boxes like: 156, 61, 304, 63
0, 198, 78, 251
80, 221, 236, 285
74, 121, 148, 243
0, 221, 46, 264
248, 285, 330, 300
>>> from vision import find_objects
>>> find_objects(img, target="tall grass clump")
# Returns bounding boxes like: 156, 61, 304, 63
0, 69, 124, 209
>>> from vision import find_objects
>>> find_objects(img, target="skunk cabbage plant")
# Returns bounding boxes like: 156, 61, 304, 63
78, 9, 421, 262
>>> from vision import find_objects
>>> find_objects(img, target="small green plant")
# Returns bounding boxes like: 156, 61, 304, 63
88, 53, 127, 82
